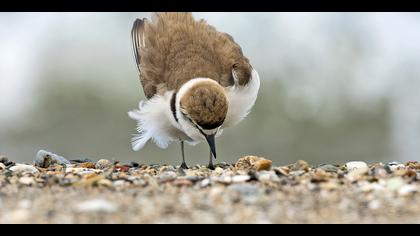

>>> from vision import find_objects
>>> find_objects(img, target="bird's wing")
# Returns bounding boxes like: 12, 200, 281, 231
131, 17, 164, 99
131, 18, 145, 74
213, 30, 253, 88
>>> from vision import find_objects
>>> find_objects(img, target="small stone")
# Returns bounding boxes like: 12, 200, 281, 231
386, 177, 405, 192
232, 175, 251, 183
77, 162, 96, 169
214, 167, 224, 176
319, 181, 339, 191
113, 180, 128, 187
0, 163, 6, 170
0, 156, 8, 163
158, 171, 177, 182
386, 162, 405, 173
5, 161, 15, 167
368, 200, 381, 210
228, 183, 259, 196
394, 168, 417, 178
345, 161, 368, 171
274, 166, 289, 176
70, 158, 94, 164
406, 161, 420, 170
177, 167, 186, 176
9, 164, 39, 174
253, 159, 272, 171
159, 165, 176, 173
317, 164, 339, 173
95, 159, 113, 170
398, 185, 418, 196
19, 176, 36, 186
311, 169, 330, 183
291, 160, 310, 172
114, 165, 130, 172
35, 150, 71, 168
75, 199, 118, 213
215, 176, 233, 184
172, 179, 193, 187
200, 178, 212, 187
235, 156, 273, 172
257, 171, 279, 182
97, 179, 113, 187
346, 167, 368, 182
130, 161, 140, 168
214, 162, 230, 169
371, 166, 388, 178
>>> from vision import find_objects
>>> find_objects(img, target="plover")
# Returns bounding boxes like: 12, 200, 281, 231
128, 13, 260, 169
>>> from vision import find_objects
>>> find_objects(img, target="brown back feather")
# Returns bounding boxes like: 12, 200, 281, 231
131, 12, 252, 99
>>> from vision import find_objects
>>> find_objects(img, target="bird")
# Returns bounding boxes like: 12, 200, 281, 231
128, 12, 260, 170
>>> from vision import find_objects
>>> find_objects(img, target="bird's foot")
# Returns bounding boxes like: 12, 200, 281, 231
180, 162, 189, 169
207, 163, 215, 170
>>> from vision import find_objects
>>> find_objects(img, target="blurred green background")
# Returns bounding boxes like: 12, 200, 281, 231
1, 13, 419, 166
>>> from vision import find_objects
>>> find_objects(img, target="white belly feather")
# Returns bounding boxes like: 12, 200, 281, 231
128, 69, 260, 151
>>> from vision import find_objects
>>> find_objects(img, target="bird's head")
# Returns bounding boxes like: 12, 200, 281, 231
174, 78, 228, 158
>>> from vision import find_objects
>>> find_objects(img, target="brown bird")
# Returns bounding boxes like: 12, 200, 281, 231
128, 13, 260, 169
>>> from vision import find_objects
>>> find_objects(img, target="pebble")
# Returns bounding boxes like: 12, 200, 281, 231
158, 171, 177, 181
97, 179, 113, 187
114, 165, 130, 172
232, 175, 251, 183
70, 158, 94, 164
130, 161, 140, 168
345, 161, 368, 171
274, 166, 289, 176
406, 161, 420, 170
35, 150, 71, 168
75, 199, 118, 213
159, 165, 176, 173
77, 163, 96, 169
386, 162, 405, 173
95, 159, 113, 170
291, 160, 310, 172
113, 180, 128, 187
9, 164, 39, 174
228, 183, 259, 196
177, 167, 186, 176
19, 176, 36, 186
0, 163, 6, 170
214, 167, 224, 175
317, 164, 339, 173
346, 167, 369, 182
386, 177, 405, 192
0, 156, 8, 163
235, 156, 273, 171
398, 185, 418, 196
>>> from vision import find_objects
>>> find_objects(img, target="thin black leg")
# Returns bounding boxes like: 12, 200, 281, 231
208, 149, 215, 170
179, 141, 188, 169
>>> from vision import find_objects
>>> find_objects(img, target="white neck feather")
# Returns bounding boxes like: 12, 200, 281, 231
223, 68, 261, 128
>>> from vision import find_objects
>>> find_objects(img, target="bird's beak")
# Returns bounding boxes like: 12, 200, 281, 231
205, 134, 217, 159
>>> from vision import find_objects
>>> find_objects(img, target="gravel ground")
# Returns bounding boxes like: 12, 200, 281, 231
1, 152, 420, 224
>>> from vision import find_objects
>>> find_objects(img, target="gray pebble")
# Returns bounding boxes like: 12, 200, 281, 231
35, 150, 71, 168
317, 164, 339, 173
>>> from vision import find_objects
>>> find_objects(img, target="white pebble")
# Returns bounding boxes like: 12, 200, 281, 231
19, 176, 36, 186
232, 175, 251, 183
9, 164, 39, 174
75, 199, 118, 213
398, 185, 418, 196
345, 161, 368, 171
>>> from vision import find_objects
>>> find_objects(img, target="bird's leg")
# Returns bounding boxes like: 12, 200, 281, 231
208, 149, 215, 170
179, 141, 188, 169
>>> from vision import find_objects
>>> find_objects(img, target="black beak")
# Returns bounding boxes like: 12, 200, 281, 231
205, 134, 217, 159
